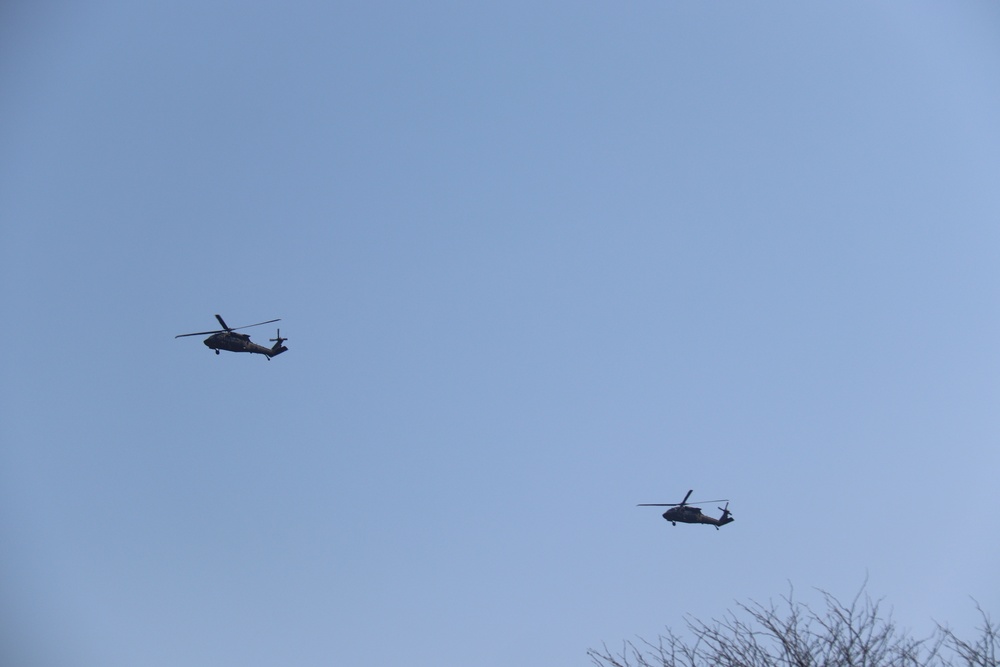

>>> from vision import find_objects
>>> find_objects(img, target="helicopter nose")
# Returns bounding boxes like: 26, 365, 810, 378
202, 338, 211, 347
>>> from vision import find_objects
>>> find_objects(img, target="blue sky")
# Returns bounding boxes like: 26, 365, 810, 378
2, 2, 999, 666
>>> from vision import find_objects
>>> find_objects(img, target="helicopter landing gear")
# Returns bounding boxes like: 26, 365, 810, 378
671, 522, 676, 526
215, 349, 220, 355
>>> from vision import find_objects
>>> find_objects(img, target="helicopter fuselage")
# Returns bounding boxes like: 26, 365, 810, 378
203, 332, 286, 358
662, 505, 733, 528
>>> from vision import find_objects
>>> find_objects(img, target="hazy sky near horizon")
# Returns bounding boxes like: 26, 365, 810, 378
2, 2, 1000, 666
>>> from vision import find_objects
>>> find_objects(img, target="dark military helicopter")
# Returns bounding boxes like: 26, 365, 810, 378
638, 490, 734, 529
175, 314, 288, 359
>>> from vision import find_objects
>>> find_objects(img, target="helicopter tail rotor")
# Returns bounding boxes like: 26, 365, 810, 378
269, 329, 287, 346
267, 329, 289, 356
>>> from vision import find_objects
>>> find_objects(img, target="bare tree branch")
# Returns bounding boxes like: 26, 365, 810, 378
590, 587, 997, 667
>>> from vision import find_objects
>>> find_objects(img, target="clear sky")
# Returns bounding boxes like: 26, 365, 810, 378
2, 2, 999, 666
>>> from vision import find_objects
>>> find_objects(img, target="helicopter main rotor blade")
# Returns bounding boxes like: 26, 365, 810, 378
175, 329, 226, 338
680, 489, 693, 505
229, 318, 280, 332
637, 499, 729, 507
176, 316, 280, 338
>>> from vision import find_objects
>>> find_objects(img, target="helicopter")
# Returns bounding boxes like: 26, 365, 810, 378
638, 489, 734, 529
175, 314, 288, 359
